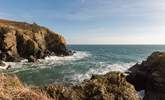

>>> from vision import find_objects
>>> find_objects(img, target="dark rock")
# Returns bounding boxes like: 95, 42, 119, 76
0, 52, 17, 62
67, 50, 75, 56
35, 49, 45, 59
28, 55, 37, 62
126, 52, 165, 100
44, 50, 52, 57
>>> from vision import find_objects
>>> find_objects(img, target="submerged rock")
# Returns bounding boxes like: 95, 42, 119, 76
126, 52, 165, 100
28, 55, 37, 62
0, 60, 11, 70
0, 19, 72, 62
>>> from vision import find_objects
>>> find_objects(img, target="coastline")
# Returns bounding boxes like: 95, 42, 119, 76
0, 51, 165, 100
0, 19, 165, 100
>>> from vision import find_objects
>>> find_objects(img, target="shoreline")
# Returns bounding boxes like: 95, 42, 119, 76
0, 51, 164, 100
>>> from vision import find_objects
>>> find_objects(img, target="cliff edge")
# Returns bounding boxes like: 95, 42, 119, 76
0, 19, 72, 62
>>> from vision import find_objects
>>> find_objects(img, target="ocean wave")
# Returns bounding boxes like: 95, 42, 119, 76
6, 51, 91, 72
37, 51, 91, 67
70, 62, 135, 83
43, 51, 91, 61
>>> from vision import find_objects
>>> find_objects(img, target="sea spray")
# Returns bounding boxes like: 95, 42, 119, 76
68, 62, 135, 84
5, 51, 91, 73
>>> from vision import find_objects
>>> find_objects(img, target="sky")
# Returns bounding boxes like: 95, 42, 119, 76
0, 0, 165, 44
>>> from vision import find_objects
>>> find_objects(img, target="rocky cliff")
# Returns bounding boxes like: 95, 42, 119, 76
0, 19, 72, 62
0, 72, 140, 100
127, 52, 165, 100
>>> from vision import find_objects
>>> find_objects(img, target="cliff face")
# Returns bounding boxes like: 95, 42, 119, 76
127, 52, 165, 100
0, 19, 71, 62
0, 72, 140, 100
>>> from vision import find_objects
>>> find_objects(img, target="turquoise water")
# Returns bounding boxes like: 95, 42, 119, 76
4, 45, 165, 86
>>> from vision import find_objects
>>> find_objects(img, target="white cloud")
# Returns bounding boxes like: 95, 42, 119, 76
63, 0, 165, 21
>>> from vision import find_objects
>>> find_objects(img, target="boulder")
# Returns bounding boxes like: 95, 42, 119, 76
126, 52, 165, 100
28, 55, 37, 62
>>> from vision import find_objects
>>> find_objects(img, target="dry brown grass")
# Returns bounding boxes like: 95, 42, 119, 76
0, 73, 50, 100
0, 19, 42, 31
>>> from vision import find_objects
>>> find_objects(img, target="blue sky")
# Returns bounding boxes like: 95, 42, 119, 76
0, 0, 165, 44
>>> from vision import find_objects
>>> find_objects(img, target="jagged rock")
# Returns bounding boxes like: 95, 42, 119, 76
40, 72, 141, 100
126, 52, 165, 100
0, 19, 72, 62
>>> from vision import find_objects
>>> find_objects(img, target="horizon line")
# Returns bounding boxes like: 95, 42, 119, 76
67, 44, 165, 45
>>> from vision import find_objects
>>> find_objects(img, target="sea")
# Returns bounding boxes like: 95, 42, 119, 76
2, 45, 165, 86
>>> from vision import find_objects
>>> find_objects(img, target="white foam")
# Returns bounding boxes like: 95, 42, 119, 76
7, 51, 91, 71
21, 59, 28, 63
43, 51, 90, 61
0, 61, 10, 70
37, 51, 91, 67
70, 62, 135, 83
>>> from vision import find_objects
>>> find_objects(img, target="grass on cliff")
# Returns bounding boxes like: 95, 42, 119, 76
0, 19, 44, 32
0, 73, 50, 100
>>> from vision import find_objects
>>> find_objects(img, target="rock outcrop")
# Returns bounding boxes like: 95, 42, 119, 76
126, 52, 165, 100
0, 72, 140, 100
40, 72, 140, 100
0, 19, 72, 62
